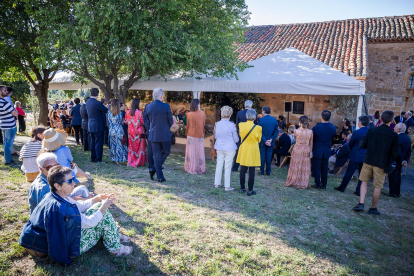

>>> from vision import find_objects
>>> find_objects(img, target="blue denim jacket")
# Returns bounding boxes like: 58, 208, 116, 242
27, 173, 50, 214
19, 192, 81, 266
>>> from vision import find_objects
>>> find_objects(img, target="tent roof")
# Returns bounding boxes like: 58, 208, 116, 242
48, 47, 364, 95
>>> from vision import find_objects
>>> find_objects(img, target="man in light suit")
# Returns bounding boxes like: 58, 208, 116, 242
394, 112, 406, 124
334, 115, 369, 194
258, 106, 278, 175
385, 123, 412, 198
80, 97, 90, 151
311, 110, 336, 189
86, 88, 108, 163
232, 100, 255, 172
144, 88, 173, 182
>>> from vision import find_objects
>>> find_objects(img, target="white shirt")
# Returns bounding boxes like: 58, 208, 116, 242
66, 197, 103, 229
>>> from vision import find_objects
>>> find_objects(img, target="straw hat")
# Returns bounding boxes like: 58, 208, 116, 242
42, 128, 67, 151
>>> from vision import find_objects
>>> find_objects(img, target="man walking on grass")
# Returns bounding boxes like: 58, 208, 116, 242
353, 110, 399, 215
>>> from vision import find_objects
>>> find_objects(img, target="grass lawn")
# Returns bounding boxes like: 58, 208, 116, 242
1, 139, 413, 275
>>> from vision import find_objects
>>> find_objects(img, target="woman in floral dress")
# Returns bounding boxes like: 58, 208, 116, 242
107, 99, 127, 164
285, 116, 313, 189
125, 99, 147, 167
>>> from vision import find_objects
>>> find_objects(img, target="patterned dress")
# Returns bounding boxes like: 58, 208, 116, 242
51, 116, 63, 129
107, 112, 127, 162
125, 109, 147, 167
285, 128, 313, 189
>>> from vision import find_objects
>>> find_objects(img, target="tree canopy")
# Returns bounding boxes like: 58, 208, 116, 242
35, 0, 250, 102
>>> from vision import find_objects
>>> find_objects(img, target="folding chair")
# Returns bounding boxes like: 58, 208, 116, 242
279, 144, 294, 168
336, 160, 349, 177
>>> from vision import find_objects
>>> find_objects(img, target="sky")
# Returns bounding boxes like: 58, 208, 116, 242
245, 0, 414, 26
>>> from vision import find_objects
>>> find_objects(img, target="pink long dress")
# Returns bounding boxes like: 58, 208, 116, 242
285, 128, 313, 189
125, 109, 147, 167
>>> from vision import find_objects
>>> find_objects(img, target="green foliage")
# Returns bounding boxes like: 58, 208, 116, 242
62, 90, 78, 99
166, 92, 193, 104
33, 0, 250, 102
0, 69, 30, 105
200, 92, 264, 110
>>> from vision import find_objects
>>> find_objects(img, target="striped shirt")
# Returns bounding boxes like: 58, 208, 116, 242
0, 98, 16, 129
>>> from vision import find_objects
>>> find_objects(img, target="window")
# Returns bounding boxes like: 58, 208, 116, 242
409, 75, 414, 89
293, 101, 305, 114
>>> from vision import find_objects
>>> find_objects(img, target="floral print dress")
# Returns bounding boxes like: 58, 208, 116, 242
125, 109, 147, 167
107, 112, 128, 162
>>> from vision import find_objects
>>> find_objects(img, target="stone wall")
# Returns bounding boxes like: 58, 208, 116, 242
365, 42, 414, 115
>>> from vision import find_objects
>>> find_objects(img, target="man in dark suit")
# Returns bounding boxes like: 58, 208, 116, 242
385, 123, 412, 197
143, 103, 155, 178
70, 98, 83, 145
232, 100, 255, 172
86, 88, 108, 163
353, 110, 399, 215
368, 115, 375, 129
311, 110, 336, 189
274, 130, 291, 167
258, 106, 278, 175
80, 97, 90, 151
329, 134, 351, 173
101, 98, 110, 148
144, 88, 173, 182
394, 112, 406, 124
404, 111, 414, 133
335, 115, 369, 194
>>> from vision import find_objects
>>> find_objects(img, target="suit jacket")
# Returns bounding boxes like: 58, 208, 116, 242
144, 100, 173, 142
359, 124, 399, 170
143, 104, 150, 137
405, 117, 414, 133
394, 115, 406, 124
397, 133, 412, 162
258, 115, 278, 147
276, 133, 292, 156
86, 97, 108, 133
335, 143, 350, 167
312, 122, 336, 159
368, 122, 375, 129
80, 103, 89, 130
348, 126, 368, 163
236, 109, 257, 133
69, 104, 82, 126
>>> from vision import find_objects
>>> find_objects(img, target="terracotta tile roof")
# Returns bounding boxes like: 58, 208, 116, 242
237, 15, 414, 78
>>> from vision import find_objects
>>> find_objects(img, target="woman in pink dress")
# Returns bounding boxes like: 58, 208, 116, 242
125, 99, 147, 167
285, 116, 313, 189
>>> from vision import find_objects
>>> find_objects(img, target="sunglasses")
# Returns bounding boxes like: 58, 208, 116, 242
57, 177, 76, 185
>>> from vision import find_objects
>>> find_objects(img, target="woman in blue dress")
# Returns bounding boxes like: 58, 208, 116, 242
107, 99, 127, 164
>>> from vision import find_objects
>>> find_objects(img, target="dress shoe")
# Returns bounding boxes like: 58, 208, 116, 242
353, 203, 364, 212
258, 172, 264, 175
149, 170, 156, 180
311, 184, 320, 189
247, 190, 256, 196
5, 160, 19, 167
353, 192, 360, 196
239, 189, 246, 194
384, 193, 398, 198
275, 163, 280, 167
321, 186, 326, 190
368, 208, 381, 215
158, 178, 166, 183
334, 187, 344, 192
11, 152, 19, 156
225, 187, 235, 191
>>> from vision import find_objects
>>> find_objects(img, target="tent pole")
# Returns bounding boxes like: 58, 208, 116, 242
362, 94, 369, 115
356, 95, 363, 130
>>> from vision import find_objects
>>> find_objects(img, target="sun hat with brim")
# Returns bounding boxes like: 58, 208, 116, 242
42, 128, 67, 151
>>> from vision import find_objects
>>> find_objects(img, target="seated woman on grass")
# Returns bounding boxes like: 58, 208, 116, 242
19, 165, 133, 265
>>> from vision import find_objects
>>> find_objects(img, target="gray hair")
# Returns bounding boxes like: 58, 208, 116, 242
244, 100, 253, 108
14, 101, 21, 108
347, 134, 352, 140
395, 123, 407, 133
246, 108, 256, 120
37, 152, 57, 168
407, 111, 412, 117
152, 87, 164, 100
220, 106, 233, 118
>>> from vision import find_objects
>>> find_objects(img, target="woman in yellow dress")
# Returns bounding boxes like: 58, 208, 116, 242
236, 109, 262, 196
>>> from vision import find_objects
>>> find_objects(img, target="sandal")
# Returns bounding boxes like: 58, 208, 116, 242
119, 233, 131, 242
111, 245, 133, 256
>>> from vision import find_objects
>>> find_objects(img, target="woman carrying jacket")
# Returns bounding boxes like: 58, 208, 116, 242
236, 109, 262, 196
19, 165, 132, 265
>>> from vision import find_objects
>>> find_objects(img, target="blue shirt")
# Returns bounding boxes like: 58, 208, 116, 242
55, 146, 78, 181
27, 173, 50, 214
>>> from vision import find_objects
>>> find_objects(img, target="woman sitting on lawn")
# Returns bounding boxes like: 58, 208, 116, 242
19, 165, 132, 264
42, 128, 91, 182
19, 125, 47, 182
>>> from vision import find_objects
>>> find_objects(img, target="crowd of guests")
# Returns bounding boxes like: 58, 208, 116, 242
1, 83, 414, 265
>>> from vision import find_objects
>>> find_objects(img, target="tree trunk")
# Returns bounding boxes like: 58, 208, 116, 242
36, 81, 50, 126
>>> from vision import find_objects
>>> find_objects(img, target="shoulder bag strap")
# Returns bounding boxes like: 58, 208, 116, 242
241, 125, 256, 145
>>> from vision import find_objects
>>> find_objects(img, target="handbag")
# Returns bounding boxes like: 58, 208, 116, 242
121, 135, 127, 146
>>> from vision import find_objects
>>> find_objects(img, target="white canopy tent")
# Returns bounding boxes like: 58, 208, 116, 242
47, 47, 365, 120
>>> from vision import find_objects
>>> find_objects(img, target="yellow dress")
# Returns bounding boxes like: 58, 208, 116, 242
236, 121, 262, 167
